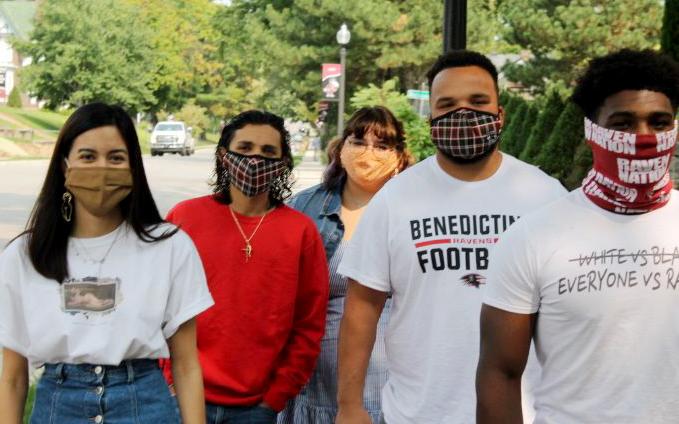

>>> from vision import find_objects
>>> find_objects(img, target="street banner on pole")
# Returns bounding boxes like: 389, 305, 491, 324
321, 63, 342, 100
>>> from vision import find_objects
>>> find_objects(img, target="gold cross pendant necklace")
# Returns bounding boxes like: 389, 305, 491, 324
229, 205, 269, 262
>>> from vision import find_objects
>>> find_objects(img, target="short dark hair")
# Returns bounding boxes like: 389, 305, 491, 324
426, 50, 499, 92
323, 106, 412, 191
21, 102, 175, 283
213, 110, 294, 206
572, 49, 679, 119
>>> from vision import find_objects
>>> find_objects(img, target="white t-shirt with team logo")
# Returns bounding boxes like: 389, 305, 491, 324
0, 223, 213, 368
484, 189, 679, 424
338, 153, 566, 424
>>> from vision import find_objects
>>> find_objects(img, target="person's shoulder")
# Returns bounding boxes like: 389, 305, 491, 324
167, 194, 222, 223
276, 204, 318, 227
171, 194, 218, 214
395, 155, 435, 180
0, 233, 29, 263
288, 184, 326, 209
501, 153, 567, 196
141, 222, 198, 254
502, 153, 559, 182
377, 156, 435, 196
275, 205, 324, 245
517, 189, 582, 227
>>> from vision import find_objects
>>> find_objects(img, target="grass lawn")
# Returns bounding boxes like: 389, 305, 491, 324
0, 106, 68, 131
23, 384, 36, 423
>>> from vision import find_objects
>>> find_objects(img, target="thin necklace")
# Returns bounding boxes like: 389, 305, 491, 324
72, 225, 123, 277
229, 206, 269, 263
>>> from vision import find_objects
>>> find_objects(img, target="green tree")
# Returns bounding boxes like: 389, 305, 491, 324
501, 101, 529, 156
520, 90, 565, 163
126, 0, 223, 113
350, 78, 433, 161
7, 86, 21, 108
175, 100, 210, 140
501, 94, 523, 129
501, 0, 663, 93
662, 0, 679, 62
514, 104, 539, 158
534, 101, 584, 181
213, 0, 516, 121
16, 0, 156, 111
564, 139, 593, 190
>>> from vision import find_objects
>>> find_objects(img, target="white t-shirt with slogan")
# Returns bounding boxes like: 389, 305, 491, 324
484, 189, 679, 424
0, 223, 214, 368
338, 153, 566, 424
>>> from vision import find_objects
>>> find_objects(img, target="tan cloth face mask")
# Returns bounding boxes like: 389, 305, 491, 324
64, 167, 133, 217
340, 144, 400, 192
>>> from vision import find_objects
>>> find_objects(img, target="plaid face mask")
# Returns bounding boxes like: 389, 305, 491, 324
223, 151, 286, 197
430, 108, 502, 159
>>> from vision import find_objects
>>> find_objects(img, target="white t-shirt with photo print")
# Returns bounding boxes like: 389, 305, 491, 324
338, 153, 566, 424
484, 189, 679, 424
0, 223, 213, 368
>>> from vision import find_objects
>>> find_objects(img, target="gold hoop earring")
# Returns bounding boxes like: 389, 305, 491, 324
62, 192, 73, 222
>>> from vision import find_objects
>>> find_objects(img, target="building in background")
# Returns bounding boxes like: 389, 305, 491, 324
0, 0, 37, 106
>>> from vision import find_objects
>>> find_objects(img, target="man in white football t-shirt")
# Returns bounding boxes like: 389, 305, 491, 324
335, 50, 566, 424
478, 50, 679, 423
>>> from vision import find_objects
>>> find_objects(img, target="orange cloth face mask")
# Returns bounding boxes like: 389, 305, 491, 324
340, 142, 400, 192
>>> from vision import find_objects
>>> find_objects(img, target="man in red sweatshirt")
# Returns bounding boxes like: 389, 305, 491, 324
165, 110, 329, 424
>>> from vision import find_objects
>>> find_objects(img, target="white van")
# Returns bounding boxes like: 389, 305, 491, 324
150, 121, 195, 156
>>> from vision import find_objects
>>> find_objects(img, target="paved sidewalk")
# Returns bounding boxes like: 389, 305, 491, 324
292, 148, 325, 193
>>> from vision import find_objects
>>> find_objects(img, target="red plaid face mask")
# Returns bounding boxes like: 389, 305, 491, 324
222, 151, 286, 197
582, 117, 678, 214
430, 108, 502, 159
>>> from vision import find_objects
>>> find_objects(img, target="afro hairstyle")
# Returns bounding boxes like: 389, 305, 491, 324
571, 49, 679, 119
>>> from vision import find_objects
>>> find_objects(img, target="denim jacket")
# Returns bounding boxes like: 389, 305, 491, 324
288, 183, 343, 261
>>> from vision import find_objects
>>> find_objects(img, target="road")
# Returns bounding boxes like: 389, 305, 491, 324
0, 147, 324, 247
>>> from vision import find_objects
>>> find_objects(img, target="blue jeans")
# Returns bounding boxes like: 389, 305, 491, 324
206, 402, 277, 424
30, 359, 179, 424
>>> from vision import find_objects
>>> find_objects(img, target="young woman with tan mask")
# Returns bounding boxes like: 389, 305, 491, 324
279, 106, 412, 424
0, 103, 213, 424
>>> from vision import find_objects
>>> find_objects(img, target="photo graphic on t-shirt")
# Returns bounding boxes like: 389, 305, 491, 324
61, 277, 120, 314
409, 213, 519, 283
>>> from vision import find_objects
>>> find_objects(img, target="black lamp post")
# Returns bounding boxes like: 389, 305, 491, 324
444, 0, 467, 51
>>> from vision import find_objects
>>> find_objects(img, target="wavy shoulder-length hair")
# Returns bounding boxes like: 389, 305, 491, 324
20, 102, 176, 284
323, 106, 412, 191
212, 110, 294, 206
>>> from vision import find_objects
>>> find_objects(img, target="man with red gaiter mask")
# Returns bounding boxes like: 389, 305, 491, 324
477, 49, 679, 424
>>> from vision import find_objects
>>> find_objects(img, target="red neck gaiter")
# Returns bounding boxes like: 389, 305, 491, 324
582, 117, 678, 214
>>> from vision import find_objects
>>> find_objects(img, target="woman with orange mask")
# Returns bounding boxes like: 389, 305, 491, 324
279, 106, 412, 424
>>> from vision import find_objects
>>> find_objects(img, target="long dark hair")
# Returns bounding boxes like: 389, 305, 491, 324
323, 106, 412, 191
212, 110, 294, 206
22, 102, 176, 283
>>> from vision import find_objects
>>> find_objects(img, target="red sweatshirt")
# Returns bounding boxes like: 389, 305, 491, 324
164, 195, 329, 411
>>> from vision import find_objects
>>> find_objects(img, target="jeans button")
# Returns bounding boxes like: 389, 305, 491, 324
96, 386, 104, 395
94, 366, 103, 375
94, 415, 103, 423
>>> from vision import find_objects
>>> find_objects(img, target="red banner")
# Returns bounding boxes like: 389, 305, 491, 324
321, 63, 342, 100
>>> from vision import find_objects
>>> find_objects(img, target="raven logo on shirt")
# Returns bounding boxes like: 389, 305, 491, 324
461, 273, 485, 288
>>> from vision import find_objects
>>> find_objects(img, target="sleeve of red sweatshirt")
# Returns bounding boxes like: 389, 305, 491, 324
263, 223, 330, 411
